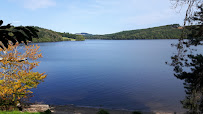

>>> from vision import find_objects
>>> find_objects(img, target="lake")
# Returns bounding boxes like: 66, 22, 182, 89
31, 40, 186, 113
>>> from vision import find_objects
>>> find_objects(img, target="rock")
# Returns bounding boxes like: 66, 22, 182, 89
23, 104, 50, 112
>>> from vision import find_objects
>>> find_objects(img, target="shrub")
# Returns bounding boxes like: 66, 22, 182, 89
97, 109, 110, 114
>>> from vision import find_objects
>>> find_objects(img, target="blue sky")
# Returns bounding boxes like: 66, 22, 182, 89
1, 0, 186, 34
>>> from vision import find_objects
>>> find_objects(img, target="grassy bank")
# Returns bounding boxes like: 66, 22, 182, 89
0, 110, 51, 114
62, 37, 76, 41
0, 111, 40, 114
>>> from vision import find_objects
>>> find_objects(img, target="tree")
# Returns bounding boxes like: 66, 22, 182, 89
0, 42, 47, 111
97, 109, 110, 114
176, 54, 203, 114
170, 3, 203, 73
76, 35, 85, 41
0, 20, 46, 111
0, 20, 38, 49
169, 1, 203, 113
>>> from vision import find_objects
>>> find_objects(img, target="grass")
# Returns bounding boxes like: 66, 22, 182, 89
62, 37, 76, 41
0, 111, 40, 114
0, 109, 51, 114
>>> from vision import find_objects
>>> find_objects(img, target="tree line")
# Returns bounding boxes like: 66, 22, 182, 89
85, 24, 184, 40
57, 32, 85, 41
31, 26, 85, 42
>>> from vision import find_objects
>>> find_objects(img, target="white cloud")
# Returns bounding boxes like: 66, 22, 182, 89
13, 0, 56, 10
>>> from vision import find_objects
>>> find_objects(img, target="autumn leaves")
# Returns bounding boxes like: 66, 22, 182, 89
0, 43, 46, 110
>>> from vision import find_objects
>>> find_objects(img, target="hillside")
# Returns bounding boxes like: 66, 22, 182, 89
58, 32, 85, 41
31, 26, 63, 42
85, 24, 183, 40
29, 24, 185, 42
30, 26, 85, 42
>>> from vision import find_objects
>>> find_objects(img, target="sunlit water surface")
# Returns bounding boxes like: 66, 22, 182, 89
31, 40, 189, 113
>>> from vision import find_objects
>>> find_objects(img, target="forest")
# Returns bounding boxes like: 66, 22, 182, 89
84, 24, 184, 40
31, 26, 85, 42
25, 24, 189, 42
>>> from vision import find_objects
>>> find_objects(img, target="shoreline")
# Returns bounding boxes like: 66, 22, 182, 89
22, 103, 154, 114
24, 103, 173, 114
50, 104, 154, 114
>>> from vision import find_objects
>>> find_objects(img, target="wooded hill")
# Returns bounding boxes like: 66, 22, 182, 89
30, 24, 188, 42
84, 24, 184, 40
31, 26, 85, 42
32, 26, 63, 42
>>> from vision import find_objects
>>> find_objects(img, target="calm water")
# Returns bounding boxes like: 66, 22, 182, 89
31, 40, 186, 112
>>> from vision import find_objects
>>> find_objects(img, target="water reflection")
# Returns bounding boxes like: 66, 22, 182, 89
32, 40, 185, 112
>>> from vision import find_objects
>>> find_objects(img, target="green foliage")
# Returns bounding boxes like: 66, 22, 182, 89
0, 21, 85, 43
0, 20, 46, 111
169, 4, 203, 114
0, 20, 39, 48
17, 26, 86, 42
62, 37, 76, 41
59, 32, 76, 39
97, 109, 110, 114
32, 27, 63, 43
59, 32, 85, 41
62, 37, 71, 41
0, 110, 51, 114
31, 29, 85, 42
0, 20, 64, 44
76, 35, 85, 41
85, 24, 183, 40
173, 54, 203, 114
